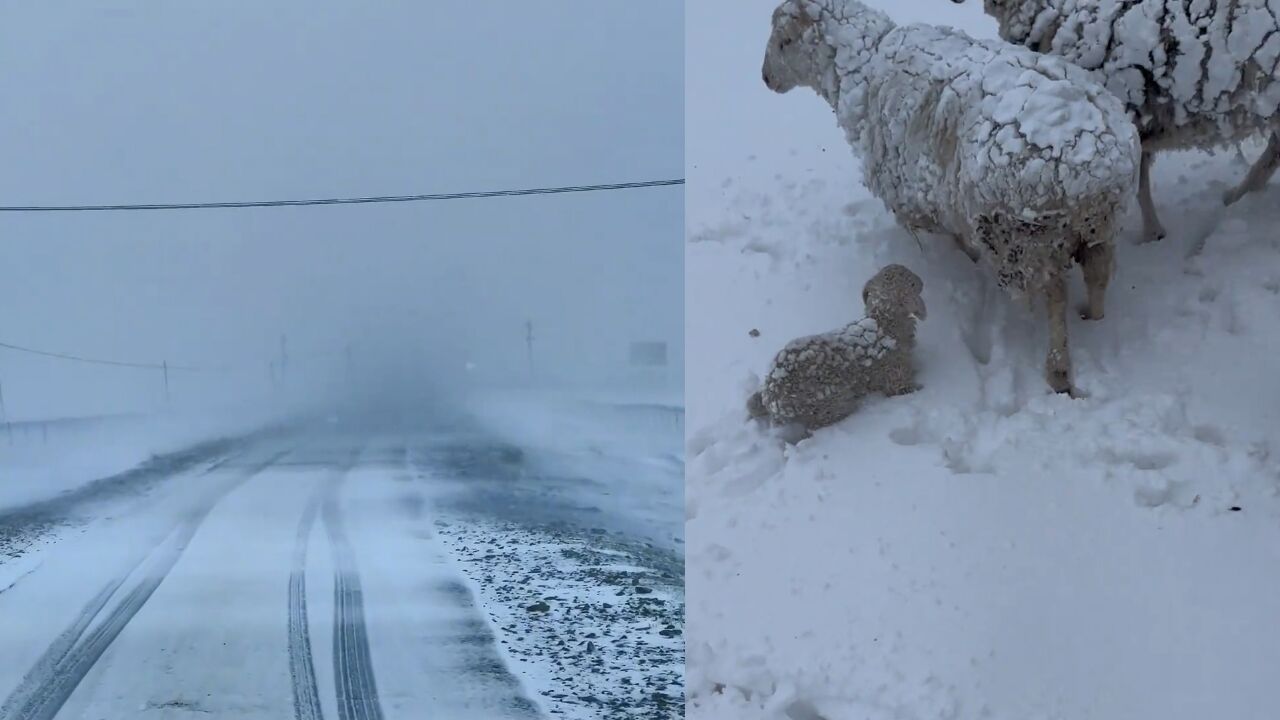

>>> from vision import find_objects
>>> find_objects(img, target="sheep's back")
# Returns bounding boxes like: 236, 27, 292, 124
861, 25, 1137, 221
855, 24, 1137, 293
1023, 0, 1280, 142
761, 319, 895, 421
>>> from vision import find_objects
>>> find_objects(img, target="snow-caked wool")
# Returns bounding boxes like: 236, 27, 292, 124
762, 0, 1141, 392
967, 0, 1280, 235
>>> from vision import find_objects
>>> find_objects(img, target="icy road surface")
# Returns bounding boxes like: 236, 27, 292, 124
0, 417, 683, 720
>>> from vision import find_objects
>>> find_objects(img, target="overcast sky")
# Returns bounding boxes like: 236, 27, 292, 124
0, 1, 683, 420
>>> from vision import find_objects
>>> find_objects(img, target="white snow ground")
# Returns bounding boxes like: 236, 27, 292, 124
0, 408, 276, 511
686, 1, 1280, 719
429, 519, 683, 719
1, 392, 684, 720
415, 390, 686, 718
464, 388, 685, 550
0, 435, 549, 720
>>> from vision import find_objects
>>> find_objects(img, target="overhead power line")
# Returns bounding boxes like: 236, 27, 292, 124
0, 338, 346, 373
0, 178, 685, 213
0, 340, 207, 371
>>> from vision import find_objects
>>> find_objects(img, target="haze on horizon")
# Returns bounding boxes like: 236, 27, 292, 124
0, 1, 683, 423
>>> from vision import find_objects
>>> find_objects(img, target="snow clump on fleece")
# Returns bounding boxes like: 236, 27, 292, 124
965, 0, 1280, 236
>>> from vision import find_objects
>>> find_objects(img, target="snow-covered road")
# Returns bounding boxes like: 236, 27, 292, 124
0, 413, 683, 720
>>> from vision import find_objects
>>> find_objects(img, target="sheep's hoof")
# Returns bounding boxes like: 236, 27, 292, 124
1139, 227, 1166, 244
1078, 305, 1104, 321
1222, 185, 1256, 207
777, 423, 811, 444
886, 382, 922, 397
1046, 368, 1072, 395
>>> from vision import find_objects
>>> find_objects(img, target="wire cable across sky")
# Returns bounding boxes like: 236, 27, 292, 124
0, 175, 683, 373
0, 340, 208, 371
0, 339, 344, 374
0, 178, 685, 213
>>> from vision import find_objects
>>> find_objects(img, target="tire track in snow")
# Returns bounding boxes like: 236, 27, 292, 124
322, 466, 385, 720
289, 490, 326, 720
290, 448, 362, 720
0, 449, 291, 720
0, 452, 243, 720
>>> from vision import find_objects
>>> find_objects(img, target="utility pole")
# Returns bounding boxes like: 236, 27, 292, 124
525, 319, 535, 380
0, 379, 10, 445
344, 342, 353, 385
279, 334, 289, 384
162, 361, 170, 406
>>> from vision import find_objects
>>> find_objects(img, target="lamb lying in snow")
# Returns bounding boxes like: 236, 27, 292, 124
748, 264, 926, 431
762, 0, 1141, 393
953, 0, 1280, 242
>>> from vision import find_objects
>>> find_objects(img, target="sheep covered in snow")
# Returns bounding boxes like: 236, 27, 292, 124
954, 0, 1280, 241
762, 0, 1140, 392
748, 264, 926, 431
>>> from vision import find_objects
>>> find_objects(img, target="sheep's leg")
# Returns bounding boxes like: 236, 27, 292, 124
884, 379, 922, 396
1044, 275, 1073, 394
1137, 149, 1166, 243
1224, 132, 1280, 206
882, 362, 922, 397
1077, 242, 1113, 321
777, 422, 812, 444
952, 234, 980, 263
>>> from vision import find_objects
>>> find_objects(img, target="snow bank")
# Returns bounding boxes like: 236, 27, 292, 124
688, 0, 1280, 718
461, 387, 684, 551
0, 407, 275, 512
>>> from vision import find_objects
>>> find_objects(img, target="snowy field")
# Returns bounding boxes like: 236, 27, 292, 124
0, 408, 280, 512
686, 1, 1280, 719
464, 388, 685, 550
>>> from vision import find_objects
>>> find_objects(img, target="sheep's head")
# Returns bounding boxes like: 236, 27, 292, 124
862, 264, 926, 322
762, 1, 826, 94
